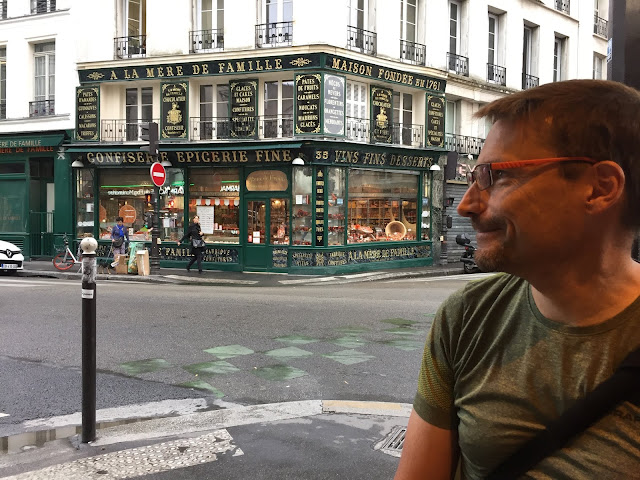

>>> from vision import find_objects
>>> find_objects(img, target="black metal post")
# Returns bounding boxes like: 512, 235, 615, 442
80, 238, 97, 443
150, 185, 160, 274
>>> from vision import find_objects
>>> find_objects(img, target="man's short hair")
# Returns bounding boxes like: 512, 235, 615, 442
475, 80, 640, 228
116, 216, 124, 222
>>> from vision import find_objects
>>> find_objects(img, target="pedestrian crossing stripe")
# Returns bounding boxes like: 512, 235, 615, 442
0, 413, 9, 418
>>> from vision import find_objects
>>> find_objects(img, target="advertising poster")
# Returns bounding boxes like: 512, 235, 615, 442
230, 79, 258, 138
323, 74, 345, 136
161, 82, 189, 139
371, 86, 393, 143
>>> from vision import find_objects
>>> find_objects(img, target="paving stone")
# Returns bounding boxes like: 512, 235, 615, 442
119, 358, 172, 375
323, 349, 375, 365
204, 345, 255, 359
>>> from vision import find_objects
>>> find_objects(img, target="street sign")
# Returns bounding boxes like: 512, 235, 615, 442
150, 162, 166, 187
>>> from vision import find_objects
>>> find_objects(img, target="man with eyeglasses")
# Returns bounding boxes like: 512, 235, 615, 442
395, 80, 640, 480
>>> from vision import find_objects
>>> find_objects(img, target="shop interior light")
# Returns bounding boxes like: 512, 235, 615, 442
71, 159, 85, 168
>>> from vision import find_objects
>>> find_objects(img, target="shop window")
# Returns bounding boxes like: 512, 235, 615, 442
347, 169, 418, 243
327, 167, 346, 246
0, 162, 24, 174
99, 169, 161, 242
158, 169, 185, 242
292, 166, 312, 246
76, 169, 95, 238
421, 174, 431, 240
0, 179, 27, 232
270, 198, 289, 245
189, 168, 239, 244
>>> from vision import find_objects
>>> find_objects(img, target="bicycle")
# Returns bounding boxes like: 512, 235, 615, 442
52, 234, 83, 271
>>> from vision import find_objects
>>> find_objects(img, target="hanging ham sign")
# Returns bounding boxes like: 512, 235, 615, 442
150, 162, 166, 187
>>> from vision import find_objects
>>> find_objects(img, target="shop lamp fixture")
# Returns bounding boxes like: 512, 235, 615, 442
71, 159, 85, 168
292, 156, 305, 166
429, 163, 441, 171
160, 158, 172, 168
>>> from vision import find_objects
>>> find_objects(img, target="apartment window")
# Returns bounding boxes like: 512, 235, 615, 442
124, 0, 146, 38
445, 100, 457, 135
125, 87, 152, 141
523, 26, 532, 75
553, 37, 564, 82
346, 81, 368, 141
349, 0, 368, 30
34, 42, 55, 108
31, 0, 55, 14
1, 1, 7, 19
264, 0, 292, 24
488, 14, 498, 66
449, 1, 460, 55
0, 47, 5, 119
393, 92, 414, 146
400, 0, 417, 43
593, 53, 604, 79
193, 0, 224, 51
199, 84, 229, 139
263, 80, 293, 138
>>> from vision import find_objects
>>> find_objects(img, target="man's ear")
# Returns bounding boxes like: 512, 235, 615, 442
585, 161, 626, 215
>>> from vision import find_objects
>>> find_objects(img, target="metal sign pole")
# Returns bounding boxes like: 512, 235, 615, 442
151, 184, 160, 274
80, 237, 98, 443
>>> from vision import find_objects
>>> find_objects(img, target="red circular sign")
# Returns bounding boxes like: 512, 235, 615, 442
150, 162, 166, 187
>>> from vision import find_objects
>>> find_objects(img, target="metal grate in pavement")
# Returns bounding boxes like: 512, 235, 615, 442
376, 426, 406, 458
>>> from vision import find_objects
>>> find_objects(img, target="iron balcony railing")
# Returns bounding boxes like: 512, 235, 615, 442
555, 0, 570, 14
594, 14, 608, 38
190, 29, 224, 53
101, 119, 159, 142
346, 117, 370, 143
114, 35, 146, 59
0, 101, 5, 119
522, 73, 539, 90
400, 39, 426, 65
29, 99, 55, 117
392, 123, 424, 147
259, 115, 294, 139
487, 63, 506, 86
31, 0, 55, 14
191, 117, 232, 141
255, 21, 292, 47
347, 26, 376, 56
446, 53, 469, 76
1, 0, 7, 19
445, 133, 485, 156
191, 116, 295, 140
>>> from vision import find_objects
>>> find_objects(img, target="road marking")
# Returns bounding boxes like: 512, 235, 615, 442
385, 272, 494, 283
164, 275, 258, 285
0, 413, 9, 418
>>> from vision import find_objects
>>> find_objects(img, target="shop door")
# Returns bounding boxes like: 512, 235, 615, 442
245, 196, 289, 271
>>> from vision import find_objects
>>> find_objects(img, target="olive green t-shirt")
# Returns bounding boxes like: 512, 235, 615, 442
414, 273, 640, 480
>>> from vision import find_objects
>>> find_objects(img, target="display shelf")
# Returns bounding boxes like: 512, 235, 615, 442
327, 205, 345, 246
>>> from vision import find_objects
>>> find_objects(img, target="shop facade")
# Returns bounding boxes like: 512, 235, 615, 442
71, 50, 447, 273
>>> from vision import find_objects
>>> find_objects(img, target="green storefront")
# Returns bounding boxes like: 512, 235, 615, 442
0, 131, 75, 258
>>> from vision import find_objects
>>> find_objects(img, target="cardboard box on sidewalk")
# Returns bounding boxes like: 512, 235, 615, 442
136, 250, 150, 276
114, 254, 129, 274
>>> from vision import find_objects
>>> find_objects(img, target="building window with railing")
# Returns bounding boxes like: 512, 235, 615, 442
125, 87, 152, 141
522, 25, 539, 90
31, 42, 55, 117
399, 0, 424, 65
0, 1, 7, 19
256, 0, 292, 47
263, 80, 293, 139
31, 0, 55, 14
553, 36, 565, 82
346, 81, 368, 142
446, 1, 468, 76
554, 0, 570, 14
393, 92, 421, 147
0, 47, 5, 119
115, 0, 146, 58
487, 13, 505, 85
593, 53, 604, 79
194, 84, 229, 140
192, 0, 223, 52
347, 0, 376, 55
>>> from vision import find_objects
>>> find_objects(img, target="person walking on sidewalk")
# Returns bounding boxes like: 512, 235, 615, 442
177, 215, 206, 273
110, 216, 129, 267
395, 80, 640, 480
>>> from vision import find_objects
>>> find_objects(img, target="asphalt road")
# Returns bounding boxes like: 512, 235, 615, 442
0, 274, 485, 437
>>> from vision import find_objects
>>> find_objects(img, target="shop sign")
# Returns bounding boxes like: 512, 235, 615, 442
312, 148, 436, 170
76, 87, 100, 141
272, 247, 288, 268
323, 74, 345, 136
290, 244, 431, 267
294, 73, 321, 135
315, 169, 325, 246
246, 170, 288, 191
230, 80, 258, 138
161, 83, 189, 140
370, 86, 392, 144
426, 95, 445, 148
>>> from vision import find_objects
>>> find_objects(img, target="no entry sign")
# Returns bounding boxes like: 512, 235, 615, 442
150, 162, 166, 187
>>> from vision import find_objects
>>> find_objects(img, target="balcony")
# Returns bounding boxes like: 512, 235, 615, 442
191, 117, 232, 141
29, 99, 55, 117
400, 40, 426, 65
190, 29, 224, 53
594, 14, 608, 38
522, 73, 539, 90
554, 0, 570, 14
259, 115, 294, 139
114, 35, 146, 59
101, 119, 159, 142
255, 22, 292, 48
487, 64, 506, 86
346, 117, 370, 143
445, 134, 485, 156
0, 101, 5, 119
31, 0, 55, 14
446, 53, 469, 76
391, 123, 423, 147
347, 26, 376, 56
1, 0, 7, 19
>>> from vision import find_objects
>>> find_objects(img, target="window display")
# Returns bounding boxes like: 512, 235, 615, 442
292, 166, 312, 245
76, 169, 94, 238
347, 169, 418, 243
270, 198, 289, 245
421, 174, 431, 240
327, 167, 346, 246
158, 168, 185, 242
189, 168, 240, 244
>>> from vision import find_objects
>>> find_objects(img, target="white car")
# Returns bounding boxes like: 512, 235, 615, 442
0, 240, 24, 273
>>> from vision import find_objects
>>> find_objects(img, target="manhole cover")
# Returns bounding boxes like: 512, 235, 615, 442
375, 426, 406, 457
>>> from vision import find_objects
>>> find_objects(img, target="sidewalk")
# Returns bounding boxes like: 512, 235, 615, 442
0, 400, 410, 479
16, 258, 466, 287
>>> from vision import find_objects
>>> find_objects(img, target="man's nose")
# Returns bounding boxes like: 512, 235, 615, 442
457, 183, 486, 218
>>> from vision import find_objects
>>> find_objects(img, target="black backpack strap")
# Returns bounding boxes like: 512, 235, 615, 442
486, 347, 640, 480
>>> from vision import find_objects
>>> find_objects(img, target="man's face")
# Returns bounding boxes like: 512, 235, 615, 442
457, 119, 589, 275
117, 220, 123, 227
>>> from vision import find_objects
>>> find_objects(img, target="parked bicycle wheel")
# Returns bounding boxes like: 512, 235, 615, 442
53, 252, 75, 271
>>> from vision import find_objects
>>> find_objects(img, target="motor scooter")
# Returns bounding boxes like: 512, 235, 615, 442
455, 234, 481, 274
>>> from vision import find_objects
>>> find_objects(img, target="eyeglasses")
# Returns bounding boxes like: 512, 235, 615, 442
466, 157, 598, 191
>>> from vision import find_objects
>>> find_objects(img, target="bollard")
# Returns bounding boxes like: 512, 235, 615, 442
80, 237, 98, 443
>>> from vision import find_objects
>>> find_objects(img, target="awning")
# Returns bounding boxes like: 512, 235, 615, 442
0, 133, 65, 148
64, 142, 303, 153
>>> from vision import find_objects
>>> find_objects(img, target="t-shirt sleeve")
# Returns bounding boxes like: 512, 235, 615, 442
413, 290, 463, 430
